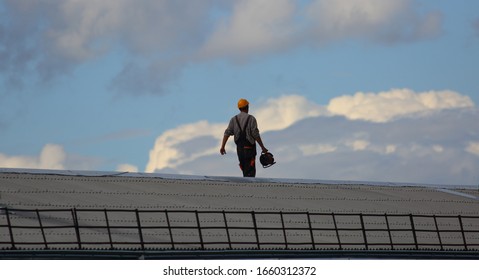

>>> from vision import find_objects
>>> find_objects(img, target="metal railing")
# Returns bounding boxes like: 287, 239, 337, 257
1, 207, 478, 251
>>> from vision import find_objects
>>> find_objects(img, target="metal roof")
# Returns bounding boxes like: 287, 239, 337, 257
0, 168, 478, 259
1, 168, 477, 214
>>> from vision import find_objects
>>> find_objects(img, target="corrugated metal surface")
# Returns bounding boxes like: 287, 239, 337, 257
1, 171, 477, 214
0, 169, 478, 255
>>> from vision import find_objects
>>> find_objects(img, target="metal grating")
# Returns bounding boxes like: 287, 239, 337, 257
1, 207, 478, 252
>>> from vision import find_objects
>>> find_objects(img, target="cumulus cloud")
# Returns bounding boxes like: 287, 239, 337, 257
327, 89, 474, 122
145, 90, 478, 185
158, 108, 479, 185
0, 144, 66, 169
260, 109, 479, 184
253, 95, 327, 131
145, 121, 226, 172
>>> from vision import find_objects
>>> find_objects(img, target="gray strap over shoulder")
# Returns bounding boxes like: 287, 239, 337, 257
235, 115, 251, 134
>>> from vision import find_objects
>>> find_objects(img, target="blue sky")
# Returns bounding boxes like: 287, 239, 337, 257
1, 0, 479, 185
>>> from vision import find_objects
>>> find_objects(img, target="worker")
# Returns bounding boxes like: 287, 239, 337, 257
220, 98, 268, 177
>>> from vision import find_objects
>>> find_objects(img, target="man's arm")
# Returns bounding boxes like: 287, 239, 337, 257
250, 117, 268, 154
255, 135, 268, 154
220, 134, 230, 155
221, 118, 235, 155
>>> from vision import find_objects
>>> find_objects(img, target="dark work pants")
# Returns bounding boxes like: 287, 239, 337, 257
237, 146, 256, 177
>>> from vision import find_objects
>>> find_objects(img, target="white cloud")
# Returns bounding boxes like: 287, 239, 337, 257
305, 0, 442, 44
0, 144, 106, 171
45, 0, 214, 59
466, 142, 479, 157
269, 109, 479, 184
0, 144, 66, 169
307, 0, 407, 38
49, 0, 215, 94
393, 143, 449, 159
327, 89, 474, 122
432, 145, 444, 153
48, 1, 120, 61
300, 144, 337, 156
145, 121, 226, 172
348, 140, 370, 151
385, 145, 397, 154
116, 164, 139, 173
200, 0, 297, 59
253, 95, 326, 131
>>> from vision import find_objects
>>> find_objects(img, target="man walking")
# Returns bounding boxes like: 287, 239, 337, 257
220, 98, 268, 177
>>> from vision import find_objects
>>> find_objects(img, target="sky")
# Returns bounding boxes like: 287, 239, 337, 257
1, 0, 479, 185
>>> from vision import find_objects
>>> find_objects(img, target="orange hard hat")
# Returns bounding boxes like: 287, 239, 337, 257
237, 98, 249, 109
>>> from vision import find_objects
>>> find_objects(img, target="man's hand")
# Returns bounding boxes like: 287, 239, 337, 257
220, 135, 230, 155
